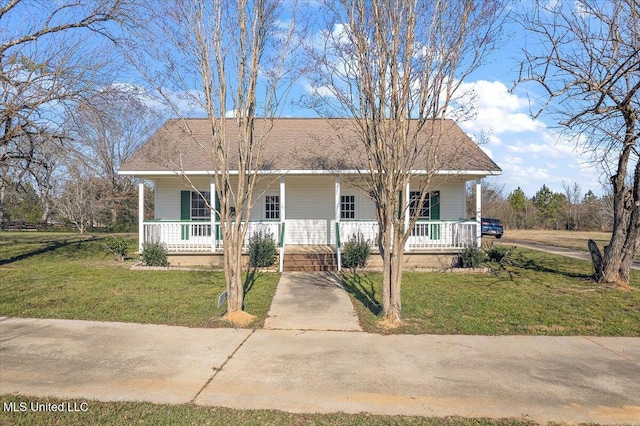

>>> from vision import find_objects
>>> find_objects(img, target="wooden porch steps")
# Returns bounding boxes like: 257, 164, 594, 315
282, 247, 338, 271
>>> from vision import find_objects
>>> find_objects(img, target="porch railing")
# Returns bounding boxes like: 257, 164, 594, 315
142, 220, 280, 253
339, 220, 477, 251
143, 219, 477, 253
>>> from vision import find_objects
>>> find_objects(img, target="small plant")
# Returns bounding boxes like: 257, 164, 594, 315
104, 236, 128, 261
342, 232, 371, 273
141, 242, 168, 267
458, 244, 486, 268
486, 245, 509, 263
248, 230, 277, 269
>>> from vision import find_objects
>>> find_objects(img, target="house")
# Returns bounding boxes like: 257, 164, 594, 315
118, 118, 501, 271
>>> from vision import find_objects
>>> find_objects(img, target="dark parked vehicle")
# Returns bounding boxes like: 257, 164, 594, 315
481, 217, 503, 239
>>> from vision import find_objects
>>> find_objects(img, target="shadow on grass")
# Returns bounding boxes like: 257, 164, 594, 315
0, 235, 99, 266
491, 250, 594, 287
340, 272, 382, 316
243, 268, 261, 294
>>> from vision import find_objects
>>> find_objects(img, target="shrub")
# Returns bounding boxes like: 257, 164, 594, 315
104, 236, 128, 261
248, 230, 277, 269
342, 232, 371, 273
486, 245, 509, 263
458, 244, 486, 268
141, 242, 168, 267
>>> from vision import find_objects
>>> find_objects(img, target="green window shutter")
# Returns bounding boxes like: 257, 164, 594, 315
180, 191, 190, 240
430, 191, 440, 220
180, 191, 191, 220
398, 191, 403, 219
430, 191, 441, 240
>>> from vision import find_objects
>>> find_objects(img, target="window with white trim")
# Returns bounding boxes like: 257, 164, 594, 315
409, 191, 430, 219
265, 195, 280, 219
341, 195, 355, 219
191, 191, 211, 219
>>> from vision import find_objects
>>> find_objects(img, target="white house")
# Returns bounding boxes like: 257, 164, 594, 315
118, 118, 501, 271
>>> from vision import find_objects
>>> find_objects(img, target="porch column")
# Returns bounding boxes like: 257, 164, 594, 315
404, 181, 411, 252
210, 178, 216, 252
476, 178, 482, 247
335, 175, 341, 271
279, 176, 286, 272
138, 182, 144, 253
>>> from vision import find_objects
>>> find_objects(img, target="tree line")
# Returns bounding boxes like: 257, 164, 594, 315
469, 182, 614, 232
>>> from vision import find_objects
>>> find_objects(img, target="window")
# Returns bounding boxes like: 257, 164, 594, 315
191, 191, 211, 219
265, 195, 280, 219
409, 191, 430, 219
341, 195, 355, 219
191, 191, 211, 237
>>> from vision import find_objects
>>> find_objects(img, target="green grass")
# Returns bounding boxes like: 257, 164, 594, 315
0, 395, 538, 426
0, 232, 279, 328
2, 232, 639, 336
343, 247, 640, 336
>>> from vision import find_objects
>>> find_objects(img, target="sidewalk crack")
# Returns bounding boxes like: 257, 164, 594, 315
190, 329, 256, 403
582, 336, 639, 365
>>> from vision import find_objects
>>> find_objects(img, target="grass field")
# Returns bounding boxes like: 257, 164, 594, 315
499, 229, 612, 251
1, 231, 638, 336
343, 245, 640, 336
0, 232, 279, 328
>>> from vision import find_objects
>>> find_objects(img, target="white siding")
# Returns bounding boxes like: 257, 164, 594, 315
154, 177, 212, 220
436, 179, 467, 220
284, 175, 334, 244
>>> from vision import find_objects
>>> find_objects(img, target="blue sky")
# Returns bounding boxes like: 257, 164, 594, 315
453, 32, 604, 199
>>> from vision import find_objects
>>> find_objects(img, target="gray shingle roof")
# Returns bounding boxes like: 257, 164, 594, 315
119, 118, 501, 174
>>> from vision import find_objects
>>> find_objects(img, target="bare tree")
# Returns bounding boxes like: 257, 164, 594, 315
131, 0, 299, 323
55, 164, 105, 234
69, 87, 162, 227
306, 0, 506, 324
563, 182, 582, 230
518, 0, 639, 286
0, 0, 137, 226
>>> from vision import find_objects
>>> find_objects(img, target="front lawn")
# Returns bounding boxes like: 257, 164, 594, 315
0, 233, 279, 328
343, 247, 640, 336
2, 232, 638, 336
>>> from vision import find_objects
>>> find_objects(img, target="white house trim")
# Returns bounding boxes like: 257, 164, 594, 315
118, 169, 502, 177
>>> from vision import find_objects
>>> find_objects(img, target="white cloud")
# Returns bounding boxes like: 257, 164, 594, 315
457, 80, 545, 135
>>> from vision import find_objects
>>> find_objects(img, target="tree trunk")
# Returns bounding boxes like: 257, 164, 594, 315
0, 180, 5, 228
224, 224, 245, 313
588, 239, 603, 280
590, 195, 639, 287
380, 219, 404, 325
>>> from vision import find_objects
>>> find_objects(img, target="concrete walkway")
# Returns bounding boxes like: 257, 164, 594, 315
1, 271, 640, 424
264, 272, 362, 331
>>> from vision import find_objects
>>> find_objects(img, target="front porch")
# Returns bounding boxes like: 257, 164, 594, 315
141, 219, 477, 252
141, 219, 478, 271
